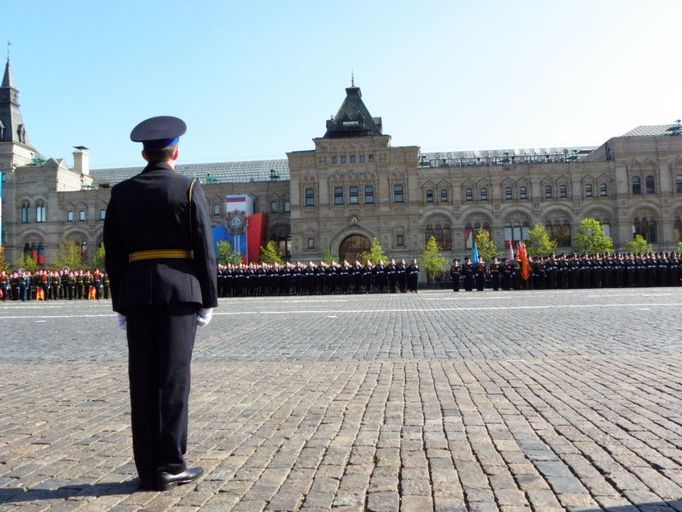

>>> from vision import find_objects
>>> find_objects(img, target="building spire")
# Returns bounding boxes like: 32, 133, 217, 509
0, 53, 34, 148
351, 69, 355, 88
6, 40, 10, 62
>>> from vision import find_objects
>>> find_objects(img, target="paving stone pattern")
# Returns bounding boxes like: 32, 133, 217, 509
1, 289, 681, 511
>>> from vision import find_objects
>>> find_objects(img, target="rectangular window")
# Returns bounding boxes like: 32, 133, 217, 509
305, 188, 314, 207
676, 175, 682, 193
66, 210, 74, 222
480, 188, 488, 201
440, 189, 448, 202
359, 155, 365, 163
426, 190, 434, 203
99, 209, 106, 220
78, 210, 86, 222
334, 186, 344, 205
331, 156, 338, 164
600, 184, 608, 197
36, 206, 46, 223
270, 200, 279, 213
585, 184, 593, 197
520, 186, 528, 200
397, 234, 404, 246
368, 154, 374, 162
283, 200, 290, 212
465, 188, 473, 201
393, 184, 404, 203
213, 204, 221, 215
364, 185, 374, 204
349, 186, 359, 204
505, 187, 513, 200
307, 238, 315, 249
350, 155, 356, 163
340, 156, 347, 164
545, 185, 553, 198
559, 184, 568, 198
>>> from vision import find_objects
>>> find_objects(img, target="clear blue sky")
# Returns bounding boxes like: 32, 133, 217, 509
4, 0, 681, 169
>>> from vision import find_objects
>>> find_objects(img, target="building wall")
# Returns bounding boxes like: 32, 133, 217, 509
2, 135, 682, 267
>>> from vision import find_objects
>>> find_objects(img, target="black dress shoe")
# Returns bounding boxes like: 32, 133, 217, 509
156, 466, 204, 491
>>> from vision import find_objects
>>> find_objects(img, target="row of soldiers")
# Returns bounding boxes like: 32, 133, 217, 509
0, 269, 110, 301
218, 260, 420, 297
449, 252, 682, 291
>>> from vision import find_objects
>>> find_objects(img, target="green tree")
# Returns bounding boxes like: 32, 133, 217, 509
359, 237, 388, 265
526, 224, 557, 257
677, 241, 682, 253
216, 240, 242, 265
260, 240, 283, 264
474, 229, 500, 262
92, 242, 106, 269
0, 246, 8, 271
420, 236, 447, 282
624, 234, 653, 254
322, 249, 335, 265
53, 240, 85, 269
573, 217, 614, 254
17, 254, 39, 272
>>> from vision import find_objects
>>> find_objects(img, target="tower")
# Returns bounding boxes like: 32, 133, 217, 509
0, 58, 39, 169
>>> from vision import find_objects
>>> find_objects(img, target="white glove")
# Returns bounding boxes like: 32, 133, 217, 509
196, 308, 213, 327
117, 313, 127, 331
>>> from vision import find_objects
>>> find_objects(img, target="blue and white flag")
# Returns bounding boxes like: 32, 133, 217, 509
472, 242, 479, 264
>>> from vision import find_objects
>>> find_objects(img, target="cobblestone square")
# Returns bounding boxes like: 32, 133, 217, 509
1, 289, 681, 511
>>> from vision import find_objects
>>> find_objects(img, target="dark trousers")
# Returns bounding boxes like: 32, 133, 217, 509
126, 303, 198, 482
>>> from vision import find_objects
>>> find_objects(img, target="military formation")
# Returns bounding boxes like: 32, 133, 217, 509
449, 252, 682, 291
217, 259, 420, 297
0, 268, 110, 301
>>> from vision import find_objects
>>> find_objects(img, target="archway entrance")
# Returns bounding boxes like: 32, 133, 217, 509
339, 234, 370, 263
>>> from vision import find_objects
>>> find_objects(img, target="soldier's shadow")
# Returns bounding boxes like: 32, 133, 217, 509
0, 479, 146, 503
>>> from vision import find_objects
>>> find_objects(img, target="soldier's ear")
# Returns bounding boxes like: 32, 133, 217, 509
171, 147, 180, 161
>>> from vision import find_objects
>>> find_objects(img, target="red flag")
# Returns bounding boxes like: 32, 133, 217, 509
518, 242, 531, 281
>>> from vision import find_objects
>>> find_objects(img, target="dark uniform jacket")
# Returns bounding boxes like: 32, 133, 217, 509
103, 161, 218, 313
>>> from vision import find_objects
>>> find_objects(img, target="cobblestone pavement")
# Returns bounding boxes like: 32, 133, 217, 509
1, 289, 681, 512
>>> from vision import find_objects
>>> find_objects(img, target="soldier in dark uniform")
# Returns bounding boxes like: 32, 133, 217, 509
461, 256, 474, 291
475, 259, 486, 291
489, 257, 501, 291
450, 259, 461, 292
407, 258, 419, 293
104, 116, 217, 492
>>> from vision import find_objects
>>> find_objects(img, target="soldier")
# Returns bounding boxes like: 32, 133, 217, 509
475, 258, 486, 291
450, 259, 461, 292
489, 257, 501, 291
461, 256, 474, 291
0, 270, 8, 301
104, 116, 216, 491
407, 258, 419, 293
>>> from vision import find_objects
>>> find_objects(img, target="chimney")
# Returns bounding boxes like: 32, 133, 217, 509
73, 146, 90, 175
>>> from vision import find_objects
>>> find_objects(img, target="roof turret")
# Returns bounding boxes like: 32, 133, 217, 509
323, 84, 383, 138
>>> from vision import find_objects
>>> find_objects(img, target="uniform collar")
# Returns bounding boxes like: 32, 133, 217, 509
142, 161, 175, 173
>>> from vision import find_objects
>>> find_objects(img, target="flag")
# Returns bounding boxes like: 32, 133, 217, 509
518, 242, 531, 281
472, 242, 479, 264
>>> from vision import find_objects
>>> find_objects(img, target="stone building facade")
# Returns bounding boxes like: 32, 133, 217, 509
2, 59, 682, 267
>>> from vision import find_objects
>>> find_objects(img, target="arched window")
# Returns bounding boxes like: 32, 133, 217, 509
35, 200, 47, 223
645, 175, 656, 194
465, 188, 473, 201
601, 220, 611, 238
425, 223, 452, 250
546, 219, 572, 247
631, 176, 641, 195
633, 216, 657, 243
504, 222, 529, 243
464, 222, 490, 249
600, 183, 608, 197
21, 201, 30, 223
585, 184, 593, 198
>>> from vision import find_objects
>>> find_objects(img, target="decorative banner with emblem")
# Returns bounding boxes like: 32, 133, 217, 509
226, 210, 247, 235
